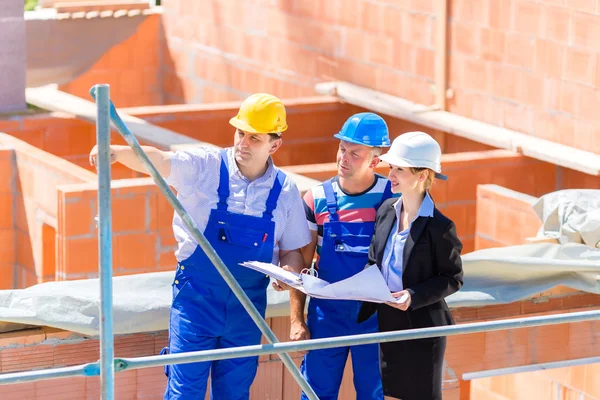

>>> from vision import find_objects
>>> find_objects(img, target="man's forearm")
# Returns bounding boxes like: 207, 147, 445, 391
280, 249, 307, 324
114, 145, 171, 176
289, 289, 306, 324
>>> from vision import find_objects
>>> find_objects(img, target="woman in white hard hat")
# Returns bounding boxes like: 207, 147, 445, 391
357, 131, 464, 400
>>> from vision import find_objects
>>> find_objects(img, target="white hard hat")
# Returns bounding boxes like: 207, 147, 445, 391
379, 131, 448, 180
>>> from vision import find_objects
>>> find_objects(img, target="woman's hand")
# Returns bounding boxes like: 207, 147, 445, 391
386, 290, 412, 311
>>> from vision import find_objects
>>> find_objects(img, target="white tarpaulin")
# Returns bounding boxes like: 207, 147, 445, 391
533, 189, 600, 248
0, 243, 598, 336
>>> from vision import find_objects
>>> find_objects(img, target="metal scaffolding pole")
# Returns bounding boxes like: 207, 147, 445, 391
0, 310, 598, 386
93, 84, 115, 400
87, 88, 320, 400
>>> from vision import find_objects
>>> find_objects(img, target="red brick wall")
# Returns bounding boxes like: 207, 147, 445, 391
161, 0, 600, 155
56, 180, 176, 281
59, 15, 162, 108
0, 147, 16, 289
0, 135, 97, 288
475, 184, 542, 249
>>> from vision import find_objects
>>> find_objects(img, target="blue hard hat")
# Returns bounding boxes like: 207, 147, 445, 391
333, 112, 391, 147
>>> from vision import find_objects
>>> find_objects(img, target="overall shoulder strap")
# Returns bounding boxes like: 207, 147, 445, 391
322, 178, 339, 222
217, 149, 230, 211
263, 170, 287, 219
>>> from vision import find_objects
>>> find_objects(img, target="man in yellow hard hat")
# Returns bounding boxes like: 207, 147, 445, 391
89, 93, 311, 400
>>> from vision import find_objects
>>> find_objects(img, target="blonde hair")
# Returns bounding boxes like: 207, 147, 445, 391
410, 167, 435, 191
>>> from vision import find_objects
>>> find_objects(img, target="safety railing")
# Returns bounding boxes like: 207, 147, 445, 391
0, 85, 599, 400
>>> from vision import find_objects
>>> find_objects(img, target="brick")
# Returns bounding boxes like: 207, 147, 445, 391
415, 47, 435, 80
529, 323, 570, 363
476, 194, 496, 238
1, 345, 54, 372
361, 1, 385, 33
543, 78, 570, 110
572, 12, 600, 50
564, 47, 595, 86
343, 28, 366, 60
0, 263, 14, 289
113, 233, 158, 272
410, 0, 435, 14
0, 192, 13, 229
480, 28, 505, 62
0, 229, 17, 265
0, 119, 21, 132
568, 0, 597, 13
450, 0, 488, 24
514, 0, 543, 35
61, 196, 95, 237
518, 73, 545, 109
489, 65, 522, 100
8, 129, 44, 149
115, 334, 156, 358
558, 80, 581, 115
575, 120, 600, 154
503, 102, 533, 134
0, 382, 34, 397
504, 33, 535, 70
438, 203, 472, 237
451, 22, 479, 55
391, 40, 416, 74
578, 87, 600, 123
401, 11, 433, 49
487, 0, 513, 30
366, 34, 394, 66
63, 237, 98, 275
16, 230, 34, 270
34, 377, 86, 399
533, 111, 574, 144
112, 195, 149, 233
484, 328, 529, 369
54, 340, 100, 366
542, 5, 572, 43
337, 0, 362, 27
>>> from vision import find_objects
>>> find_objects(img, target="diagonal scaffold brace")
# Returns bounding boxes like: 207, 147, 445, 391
89, 85, 320, 400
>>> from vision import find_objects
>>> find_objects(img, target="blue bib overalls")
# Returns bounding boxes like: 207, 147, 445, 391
163, 150, 286, 400
300, 179, 391, 400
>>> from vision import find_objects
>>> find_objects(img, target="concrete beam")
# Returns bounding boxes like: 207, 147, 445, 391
25, 86, 320, 192
316, 81, 600, 176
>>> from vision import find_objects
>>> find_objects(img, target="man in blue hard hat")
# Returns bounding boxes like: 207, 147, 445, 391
290, 112, 397, 400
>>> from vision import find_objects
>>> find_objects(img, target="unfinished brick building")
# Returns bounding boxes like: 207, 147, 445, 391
0, 0, 599, 399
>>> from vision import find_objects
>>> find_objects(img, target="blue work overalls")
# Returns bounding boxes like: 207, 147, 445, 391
301, 178, 392, 400
163, 149, 286, 400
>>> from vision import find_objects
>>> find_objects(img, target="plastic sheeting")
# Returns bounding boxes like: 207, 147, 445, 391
533, 189, 600, 248
0, 243, 598, 336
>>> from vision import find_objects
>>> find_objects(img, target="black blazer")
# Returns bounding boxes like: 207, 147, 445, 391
357, 197, 464, 329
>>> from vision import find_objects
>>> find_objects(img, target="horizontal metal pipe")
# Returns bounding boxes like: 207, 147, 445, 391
115, 309, 600, 372
1, 310, 598, 386
0, 363, 99, 385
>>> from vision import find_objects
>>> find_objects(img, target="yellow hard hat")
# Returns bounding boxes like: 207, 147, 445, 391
229, 93, 288, 134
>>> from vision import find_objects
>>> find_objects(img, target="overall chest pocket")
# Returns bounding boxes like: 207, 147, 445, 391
332, 234, 371, 254
220, 226, 267, 249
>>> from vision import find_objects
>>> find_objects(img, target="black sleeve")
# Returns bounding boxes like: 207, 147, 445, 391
407, 221, 464, 310
357, 206, 385, 323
